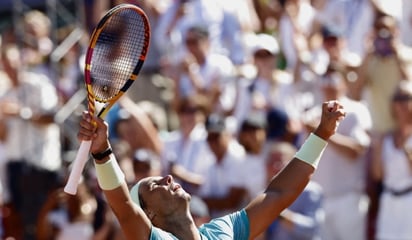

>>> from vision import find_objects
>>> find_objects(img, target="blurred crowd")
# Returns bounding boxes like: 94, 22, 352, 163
1, 0, 412, 239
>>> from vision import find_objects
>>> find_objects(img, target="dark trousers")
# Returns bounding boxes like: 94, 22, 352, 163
6, 161, 61, 240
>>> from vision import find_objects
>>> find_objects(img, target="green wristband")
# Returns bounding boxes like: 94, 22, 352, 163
294, 133, 328, 168
95, 155, 125, 190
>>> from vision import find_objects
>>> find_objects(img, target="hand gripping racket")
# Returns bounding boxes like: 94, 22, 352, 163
64, 4, 150, 194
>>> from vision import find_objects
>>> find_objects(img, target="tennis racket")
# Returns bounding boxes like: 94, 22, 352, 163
64, 4, 150, 195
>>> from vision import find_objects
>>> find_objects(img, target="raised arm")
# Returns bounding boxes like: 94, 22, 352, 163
245, 101, 346, 239
77, 112, 151, 239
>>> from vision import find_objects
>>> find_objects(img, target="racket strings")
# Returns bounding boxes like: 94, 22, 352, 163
90, 9, 147, 102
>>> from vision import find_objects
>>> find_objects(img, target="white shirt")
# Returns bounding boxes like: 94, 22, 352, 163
198, 140, 247, 217
2, 72, 61, 171
161, 124, 214, 176
242, 153, 267, 200
316, 0, 374, 58
279, 0, 316, 71
311, 97, 371, 197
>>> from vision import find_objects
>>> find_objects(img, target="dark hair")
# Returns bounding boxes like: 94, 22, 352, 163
186, 25, 210, 40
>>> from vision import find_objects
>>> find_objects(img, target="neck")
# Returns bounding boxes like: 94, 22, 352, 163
155, 211, 200, 240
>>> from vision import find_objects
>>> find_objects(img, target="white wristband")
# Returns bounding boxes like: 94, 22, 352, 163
294, 133, 328, 168
95, 155, 125, 190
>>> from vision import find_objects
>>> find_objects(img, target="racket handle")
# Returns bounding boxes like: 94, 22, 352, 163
64, 140, 92, 195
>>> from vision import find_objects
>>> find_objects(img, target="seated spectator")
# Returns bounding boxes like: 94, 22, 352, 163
198, 114, 248, 218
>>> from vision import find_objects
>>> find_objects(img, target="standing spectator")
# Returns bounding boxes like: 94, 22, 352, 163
371, 80, 412, 239
155, 0, 245, 65
265, 141, 324, 240
315, 0, 375, 59
21, 10, 54, 79
278, 0, 317, 72
233, 33, 303, 132
353, 14, 412, 137
0, 44, 62, 240
304, 66, 372, 240
198, 114, 248, 218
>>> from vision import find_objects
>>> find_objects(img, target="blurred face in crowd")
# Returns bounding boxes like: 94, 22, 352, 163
322, 35, 344, 60
206, 131, 230, 161
185, 28, 210, 59
253, 49, 277, 73
265, 142, 296, 181
238, 126, 266, 154
320, 70, 346, 100
373, 16, 397, 57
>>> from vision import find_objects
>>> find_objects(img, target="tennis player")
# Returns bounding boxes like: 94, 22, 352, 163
77, 101, 345, 239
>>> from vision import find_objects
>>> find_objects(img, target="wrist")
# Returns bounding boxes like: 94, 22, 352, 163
295, 133, 328, 168
94, 154, 125, 190
313, 128, 331, 141
92, 147, 113, 161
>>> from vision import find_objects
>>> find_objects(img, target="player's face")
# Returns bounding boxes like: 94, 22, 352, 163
139, 175, 190, 215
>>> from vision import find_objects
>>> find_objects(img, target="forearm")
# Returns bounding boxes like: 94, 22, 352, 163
246, 132, 327, 237
94, 153, 151, 239
328, 133, 367, 160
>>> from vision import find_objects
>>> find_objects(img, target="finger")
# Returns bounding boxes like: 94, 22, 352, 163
326, 100, 337, 112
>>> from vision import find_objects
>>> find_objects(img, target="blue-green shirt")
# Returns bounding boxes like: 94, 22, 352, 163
150, 209, 250, 240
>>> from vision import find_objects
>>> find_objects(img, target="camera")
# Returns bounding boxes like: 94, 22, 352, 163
374, 28, 393, 57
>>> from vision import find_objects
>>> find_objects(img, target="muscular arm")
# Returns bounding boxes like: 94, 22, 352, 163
245, 101, 345, 239
245, 157, 314, 238
78, 114, 152, 240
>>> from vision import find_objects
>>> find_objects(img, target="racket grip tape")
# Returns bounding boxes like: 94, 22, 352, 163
64, 140, 92, 195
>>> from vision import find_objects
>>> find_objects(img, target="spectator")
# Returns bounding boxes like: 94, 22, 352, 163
237, 114, 268, 200
160, 95, 213, 194
0, 44, 62, 240
172, 24, 236, 115
233, 33, 303, 134
198, 114, 248, 218
155, 0, 245, 65
305, 66, 372, 240
371, 80, 412, 239
352, 14, 412, 136
315, 0, 375, 59
278, 0, 317, 72
265, 141, 324, 240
